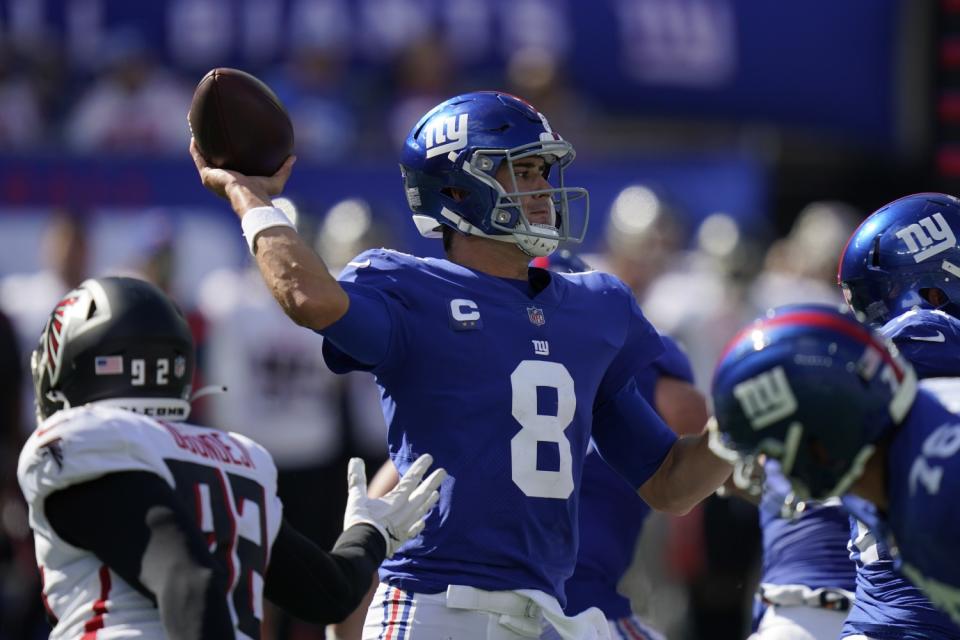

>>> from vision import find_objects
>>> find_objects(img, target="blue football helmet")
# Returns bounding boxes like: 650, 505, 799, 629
399, 91, 589, 257
709, 304, 916, 507
838, 192, 960, 325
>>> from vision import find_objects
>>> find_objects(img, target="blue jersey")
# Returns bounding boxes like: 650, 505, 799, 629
843, 388, 960, 632
758, 463, 856, 591
881, 308, 960, 379
321, 249, 676, 600
751, 461, 856, 630
565, 336, 694, 618
842, 309, 960, 638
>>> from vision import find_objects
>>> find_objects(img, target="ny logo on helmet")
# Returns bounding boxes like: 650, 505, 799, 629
424, 114, 468, 159
894, 212, 956, 263
733, 366, 798, 430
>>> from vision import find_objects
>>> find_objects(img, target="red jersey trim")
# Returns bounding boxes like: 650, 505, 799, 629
81, 564, 111, 639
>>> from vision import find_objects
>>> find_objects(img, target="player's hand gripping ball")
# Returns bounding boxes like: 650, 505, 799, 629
188, 68, 294, 177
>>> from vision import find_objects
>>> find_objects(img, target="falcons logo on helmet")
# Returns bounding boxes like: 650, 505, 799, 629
41, 295, 80, 387
39, 438, 65, 472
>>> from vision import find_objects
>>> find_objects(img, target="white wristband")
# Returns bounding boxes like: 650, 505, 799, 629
241, 206, 296, 255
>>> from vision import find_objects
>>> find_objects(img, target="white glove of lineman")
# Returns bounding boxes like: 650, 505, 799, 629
344, 453, 446, 558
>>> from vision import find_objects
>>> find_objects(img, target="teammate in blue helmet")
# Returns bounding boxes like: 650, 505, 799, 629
194, 91, 731, 639
745, 204, 863, 640
838, 192, 960, 325
710, 304, 960, 628
838, 193, 960, 638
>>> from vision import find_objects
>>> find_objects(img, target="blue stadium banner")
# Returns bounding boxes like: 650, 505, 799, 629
3, 0, 900, 141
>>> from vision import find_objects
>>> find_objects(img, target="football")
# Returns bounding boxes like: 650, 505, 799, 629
188, 68, 294, 177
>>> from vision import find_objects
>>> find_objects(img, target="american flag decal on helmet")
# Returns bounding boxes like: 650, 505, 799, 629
43, 295, 79, 386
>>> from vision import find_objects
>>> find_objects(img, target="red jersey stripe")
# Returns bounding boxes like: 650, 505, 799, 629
81, 565, 111, 639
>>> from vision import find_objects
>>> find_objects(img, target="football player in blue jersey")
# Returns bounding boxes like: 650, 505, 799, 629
748, 462, 856, 640
836, 192, 960, 639
559, 335, 706, 640
744, 211, 862, 640
334, 249, 709, 640
533, 250, 708, 640
709, 303, 960, 631
192, 90, 732, 639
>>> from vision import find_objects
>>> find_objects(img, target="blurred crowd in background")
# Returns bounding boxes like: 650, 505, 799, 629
0, 0, 957, 638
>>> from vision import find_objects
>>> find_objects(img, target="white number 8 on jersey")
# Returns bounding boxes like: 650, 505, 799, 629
510, 360, 575, 499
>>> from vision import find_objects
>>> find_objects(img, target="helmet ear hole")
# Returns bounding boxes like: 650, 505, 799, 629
870, 236, 882, 267
921, 287, 948, 307
441, 187, 469, 203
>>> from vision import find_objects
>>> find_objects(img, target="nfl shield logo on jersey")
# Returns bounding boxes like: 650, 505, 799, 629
526, 306, 546, 326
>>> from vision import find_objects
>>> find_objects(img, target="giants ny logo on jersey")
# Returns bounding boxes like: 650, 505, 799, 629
732, 366, 798, 430
424, 114, 468, 159
895, 213, 956, 263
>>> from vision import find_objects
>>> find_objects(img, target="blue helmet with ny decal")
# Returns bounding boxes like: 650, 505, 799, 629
399, 91, 589, 257
709, 304, 916, 505
838, 192, 960, 325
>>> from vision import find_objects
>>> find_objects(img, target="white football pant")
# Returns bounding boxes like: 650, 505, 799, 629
749, 604, 847, 640
363, 583, 612, 640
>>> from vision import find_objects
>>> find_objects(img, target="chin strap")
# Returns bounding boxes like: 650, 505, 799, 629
514, 223, 560, 257
37, 391, 71, 426
433, 207, 559, 257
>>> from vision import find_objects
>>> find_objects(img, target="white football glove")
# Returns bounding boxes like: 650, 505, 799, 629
344, 453, 446, 558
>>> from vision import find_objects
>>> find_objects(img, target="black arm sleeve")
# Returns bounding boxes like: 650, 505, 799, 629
264, 520, 385, 623
44, 471, 235, 640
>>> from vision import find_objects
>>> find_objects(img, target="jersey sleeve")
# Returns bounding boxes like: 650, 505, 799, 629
633, 334, 695, 402
594, 277, 665, 408
18, 410, 168, 510
583, 278, 676, 488
879, 310, 960, 378
591, 376, 678, 489
321, 249, 412, 375
650, 335, 695, 383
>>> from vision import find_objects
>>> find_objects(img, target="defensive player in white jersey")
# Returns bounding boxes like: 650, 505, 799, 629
17, 276, 445, 639
192, 91, 732, 639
